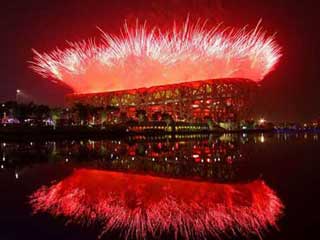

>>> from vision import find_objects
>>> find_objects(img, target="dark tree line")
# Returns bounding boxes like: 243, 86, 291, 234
1, 101, 50, 123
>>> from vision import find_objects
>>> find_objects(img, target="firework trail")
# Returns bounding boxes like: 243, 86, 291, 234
30, 169, 283, 240
30, 20, 281, 93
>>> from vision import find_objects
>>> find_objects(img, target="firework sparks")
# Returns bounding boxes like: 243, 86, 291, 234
30, 20, 281, 93
29, 169, 283, 239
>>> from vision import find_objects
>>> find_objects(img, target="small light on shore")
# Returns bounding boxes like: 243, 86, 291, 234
259, 118, 266, 124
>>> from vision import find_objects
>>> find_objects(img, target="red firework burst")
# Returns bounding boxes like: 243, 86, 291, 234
29, 169, 283, 239
30, 20, 281, 93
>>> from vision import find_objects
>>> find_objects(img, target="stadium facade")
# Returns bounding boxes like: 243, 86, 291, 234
66, 78, 257, 127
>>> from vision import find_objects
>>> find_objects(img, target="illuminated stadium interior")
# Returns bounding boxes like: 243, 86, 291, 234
66, 78, 257, 124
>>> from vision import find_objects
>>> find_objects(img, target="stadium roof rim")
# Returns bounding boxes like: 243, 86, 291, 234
67, 78, 258, 97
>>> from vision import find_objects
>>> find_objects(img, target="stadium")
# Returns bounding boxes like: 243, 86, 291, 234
65, 78, 257, 124
31, 20, 281, 129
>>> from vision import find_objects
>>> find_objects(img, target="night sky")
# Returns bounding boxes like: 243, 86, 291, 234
1, 0, 319, 122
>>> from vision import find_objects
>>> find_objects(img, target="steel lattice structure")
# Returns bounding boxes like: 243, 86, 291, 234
66, 78, 257, 123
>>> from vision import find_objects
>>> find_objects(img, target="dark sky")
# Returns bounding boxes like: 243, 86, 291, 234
0, 0, 319, 121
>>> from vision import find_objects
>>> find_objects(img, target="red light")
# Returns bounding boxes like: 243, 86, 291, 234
30, 169, 283, 239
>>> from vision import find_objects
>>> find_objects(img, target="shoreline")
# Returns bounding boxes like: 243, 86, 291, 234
0, 125, 319, 141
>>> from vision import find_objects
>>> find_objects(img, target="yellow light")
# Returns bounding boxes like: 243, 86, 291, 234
259, 118, 265, 124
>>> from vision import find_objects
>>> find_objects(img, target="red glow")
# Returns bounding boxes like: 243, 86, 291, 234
30, 169, 283, 239
30, 20, 281, 94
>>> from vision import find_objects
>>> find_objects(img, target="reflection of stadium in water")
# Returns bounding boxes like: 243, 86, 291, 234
0, 134, 287, 239
90, 135, 245, 182
2, 133, 318, 181
1, 134, 253, 182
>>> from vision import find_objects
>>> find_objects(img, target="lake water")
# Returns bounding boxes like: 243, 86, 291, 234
0, 133, 319, 240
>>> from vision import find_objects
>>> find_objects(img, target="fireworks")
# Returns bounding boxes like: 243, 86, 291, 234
30, 169, 283, 239
30, 20, 281, 94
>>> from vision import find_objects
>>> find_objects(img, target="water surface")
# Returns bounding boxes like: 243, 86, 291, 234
0, 133, 319, 239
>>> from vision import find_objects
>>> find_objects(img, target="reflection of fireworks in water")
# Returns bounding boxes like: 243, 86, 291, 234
30, 20, 281, 93
30, 169, 283, 239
